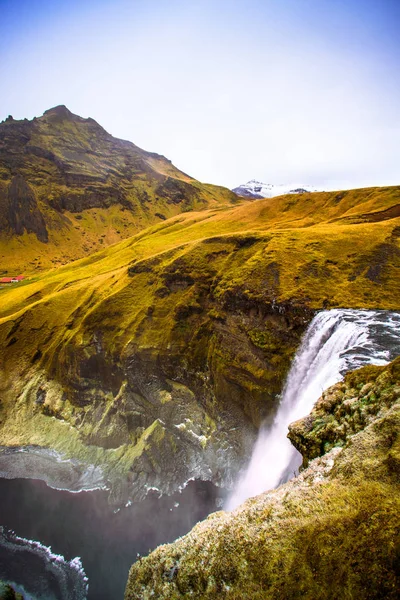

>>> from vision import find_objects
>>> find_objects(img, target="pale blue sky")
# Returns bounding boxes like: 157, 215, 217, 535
1, 0, 399, 189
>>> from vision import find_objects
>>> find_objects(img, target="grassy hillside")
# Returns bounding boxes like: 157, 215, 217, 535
0, 185, 398, 500
1, 184, 398, 316
0, 106, 238, 274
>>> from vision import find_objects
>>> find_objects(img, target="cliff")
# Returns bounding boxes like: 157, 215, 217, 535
125, 357, 400, 599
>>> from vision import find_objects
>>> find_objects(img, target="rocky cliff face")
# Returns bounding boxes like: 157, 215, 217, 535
0, 259, 312, 502
0, 107, 238, 273
125, 357, 400, 600
6, 174, 48, 242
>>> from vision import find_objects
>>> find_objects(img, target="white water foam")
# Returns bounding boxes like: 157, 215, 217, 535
0, 446, 107, 493
226, 309, 400, 510
0, 527, 88, 600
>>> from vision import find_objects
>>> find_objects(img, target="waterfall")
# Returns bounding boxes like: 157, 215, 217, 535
226, 309, 400, 511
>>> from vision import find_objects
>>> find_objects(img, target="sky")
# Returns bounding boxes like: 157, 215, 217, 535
1, 0, 399, 190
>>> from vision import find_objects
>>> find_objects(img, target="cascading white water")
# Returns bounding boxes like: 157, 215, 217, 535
226, 309, 400, 511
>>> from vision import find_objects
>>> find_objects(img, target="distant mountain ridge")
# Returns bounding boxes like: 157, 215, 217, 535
233, 179, 320, 199
0, 105, 239, 273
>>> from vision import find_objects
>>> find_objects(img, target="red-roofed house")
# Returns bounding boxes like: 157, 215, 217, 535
0, 275, 25, 284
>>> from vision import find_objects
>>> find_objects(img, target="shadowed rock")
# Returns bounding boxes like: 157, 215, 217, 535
7, 174, 48, 242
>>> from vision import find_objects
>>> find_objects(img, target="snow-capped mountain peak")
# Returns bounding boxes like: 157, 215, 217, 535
232, 179, 319, 199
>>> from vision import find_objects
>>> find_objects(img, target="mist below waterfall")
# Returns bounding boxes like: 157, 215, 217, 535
0, 478, 222, 600
226, 309, 400, 511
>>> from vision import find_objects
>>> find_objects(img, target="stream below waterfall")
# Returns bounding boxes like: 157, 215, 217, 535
0, 477, 223, 599
226, 309, 400, 510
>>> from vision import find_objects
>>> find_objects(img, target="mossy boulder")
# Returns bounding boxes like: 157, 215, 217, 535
288, 356, 400, 466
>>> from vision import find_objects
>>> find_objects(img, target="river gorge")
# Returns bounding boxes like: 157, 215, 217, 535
1, 309, 399, 598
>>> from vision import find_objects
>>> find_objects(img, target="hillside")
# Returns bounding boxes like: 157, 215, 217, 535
0, 185, 398, 503
125, 357, 400, 599
0, 106, 238, 274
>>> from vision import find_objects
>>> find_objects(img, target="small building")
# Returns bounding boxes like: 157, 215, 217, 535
0, 275, 25, 284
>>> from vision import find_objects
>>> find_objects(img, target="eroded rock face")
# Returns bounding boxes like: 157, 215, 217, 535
2, 294, 310, 503
6, 175, 48, 242
124, 357, 400, 600
0, 217, 316, 505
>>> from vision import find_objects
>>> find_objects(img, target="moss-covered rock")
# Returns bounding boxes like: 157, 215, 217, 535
0, 284, 309, 501
0, 582, 23, 600
288, 356, 400, 466
125, 357, 400, 600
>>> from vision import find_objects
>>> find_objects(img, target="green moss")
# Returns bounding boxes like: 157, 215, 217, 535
289, 357, 400, 465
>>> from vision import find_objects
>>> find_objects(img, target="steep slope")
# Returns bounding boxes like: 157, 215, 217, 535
125, 357, 400, 600
0, 106, 238, 273
0, 186, 399, 502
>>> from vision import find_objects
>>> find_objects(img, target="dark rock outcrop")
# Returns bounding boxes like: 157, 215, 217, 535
6, 175, 48, 242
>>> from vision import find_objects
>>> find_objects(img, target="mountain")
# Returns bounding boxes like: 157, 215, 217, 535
0, 185, 398, 505
233, 179, 320, 199
0, 106, 239, 274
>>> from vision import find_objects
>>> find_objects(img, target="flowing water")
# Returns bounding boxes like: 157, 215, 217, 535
226, 309, 400, 510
